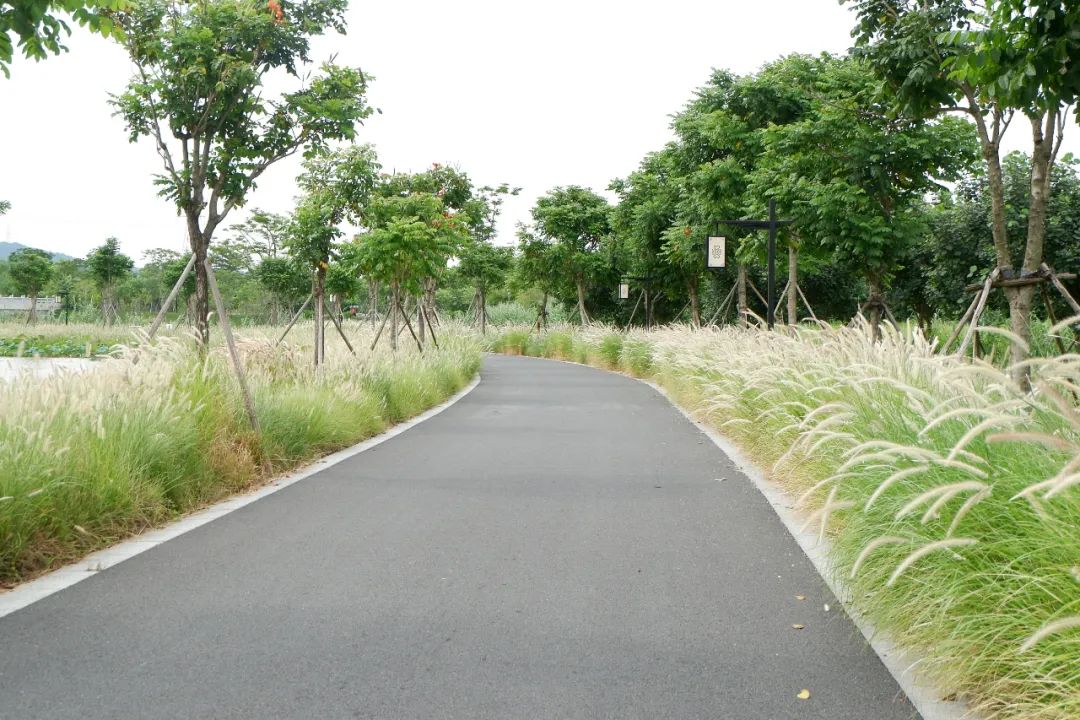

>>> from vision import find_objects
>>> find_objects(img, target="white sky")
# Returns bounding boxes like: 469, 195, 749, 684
1, 0, 1075, 262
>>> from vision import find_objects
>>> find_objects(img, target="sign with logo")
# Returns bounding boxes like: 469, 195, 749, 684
707, 236, 726, 269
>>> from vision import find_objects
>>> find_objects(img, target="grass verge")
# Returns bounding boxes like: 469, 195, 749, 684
0, 323, 481, 586
490, 323, 1080, 720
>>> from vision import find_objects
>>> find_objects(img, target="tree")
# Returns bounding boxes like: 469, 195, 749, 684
847, 0, 1073, 370
750, 54, 978, 339
515, 229, 562, 329
87, 237, 133, 324
254, 255, 307, 325
284, 192, 341, 365
228, 209, 289, 260
459, 240, 512, 334
0, 200, 9, 214
0, 0, 123, 77
610, 148, 684, 327
8, 248, 53, 323
355, 187, 467, 350
111, 0, 374, 345
529, 186, 611, 324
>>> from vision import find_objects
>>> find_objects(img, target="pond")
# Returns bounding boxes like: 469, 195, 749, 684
0, 357, 96, 382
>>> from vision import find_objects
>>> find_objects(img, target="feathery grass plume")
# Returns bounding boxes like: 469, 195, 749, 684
851, 536, 910, 578
887, 538, 979, 587
1019, 616, 1080, 653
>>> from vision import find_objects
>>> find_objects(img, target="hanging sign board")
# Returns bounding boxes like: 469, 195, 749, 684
618, 283, 630, 300
706, 236, 726, 269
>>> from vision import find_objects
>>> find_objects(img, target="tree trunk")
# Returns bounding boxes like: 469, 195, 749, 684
190, 227, 211, 347
367, 278, 380, 323
867, 276, 884, 343
575, 274, 588, 325
26, 294, 37, 325
787, 244, 798, 327
480, 288, 487, 335
540, 292, 548, 329
390, 281, 399, 352
688, 278, 701, 328
737, 265, 748, 327
313, 265, 326, 367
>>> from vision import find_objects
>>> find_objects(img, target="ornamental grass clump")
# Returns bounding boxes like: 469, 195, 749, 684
0, 323, 481, 585
493, 321, 1080, 720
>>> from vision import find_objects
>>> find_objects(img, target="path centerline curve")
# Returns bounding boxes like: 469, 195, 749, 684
0, 355, 918, 720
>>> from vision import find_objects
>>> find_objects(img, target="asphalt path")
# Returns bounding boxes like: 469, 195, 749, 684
0, 354, 919, 719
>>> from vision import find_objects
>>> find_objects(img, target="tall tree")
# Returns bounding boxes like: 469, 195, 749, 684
751, 54, 978, 338
111, 0, 373, 345
458, 240, 512, 334
8, 247, 53, 323
529, 186, 611, 324
227, 209, 289, 261
355, 186, 467, 350
284, 192, 340, 366
87, 237, 134, 324
847, 0, 1073, 369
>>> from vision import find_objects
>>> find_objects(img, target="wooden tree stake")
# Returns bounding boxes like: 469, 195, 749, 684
205, 260, 261, 436
956, 269, 999, 359
277, 294, 312, 346
148, 253, 196, 339
323, 299, 356, 355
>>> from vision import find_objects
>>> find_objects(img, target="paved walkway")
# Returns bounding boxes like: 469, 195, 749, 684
0, 355, 918, 719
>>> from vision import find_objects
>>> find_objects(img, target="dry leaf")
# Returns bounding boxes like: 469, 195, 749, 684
795, 595, 806, 600
792, 624, 805, 630
797, 689, 811, 700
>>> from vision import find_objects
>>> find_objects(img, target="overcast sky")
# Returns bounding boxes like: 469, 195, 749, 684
0, 0, 1074, 262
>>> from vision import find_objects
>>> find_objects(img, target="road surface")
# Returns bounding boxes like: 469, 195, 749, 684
0, 355, 918, 719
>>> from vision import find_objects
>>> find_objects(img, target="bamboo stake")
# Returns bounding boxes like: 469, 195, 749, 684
956, 269, 998, 359
940, 292, 979, 354
747, 279, 768, 308
324, 299, 356, 355
795, 282, 819, 323
624, 290, 644, 330
708, 284, 737, 326
148, 253, 196, 339
369, 307, 391, 351
421, 305, 439, 349
1044, 264, 1080, 316
397, 300, 423, 351
277, 294, 312, 346
205, 260, 261, 436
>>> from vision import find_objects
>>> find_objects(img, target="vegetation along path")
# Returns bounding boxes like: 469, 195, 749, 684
0, 355, 917, 719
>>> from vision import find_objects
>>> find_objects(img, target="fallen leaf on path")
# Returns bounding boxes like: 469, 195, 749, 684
792, 624, 805, 630
797, 689, 811, 700
795, 595, 806, 600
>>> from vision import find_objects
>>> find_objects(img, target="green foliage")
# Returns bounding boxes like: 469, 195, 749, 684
86, 237, 133, 290
353, 170, 471, 294
459, 240, 512, 293
7, 247, 53, 297
0, 0, 125, 76
751, 54, 979, 293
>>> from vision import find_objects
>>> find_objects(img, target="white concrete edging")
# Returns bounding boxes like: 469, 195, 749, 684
0, 374, 482, 619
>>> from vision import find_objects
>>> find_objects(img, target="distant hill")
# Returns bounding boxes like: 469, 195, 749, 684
0, 242, 75, 261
